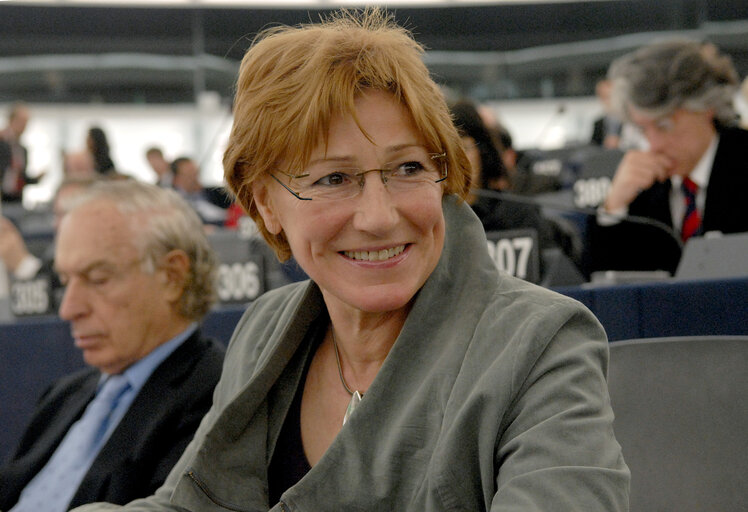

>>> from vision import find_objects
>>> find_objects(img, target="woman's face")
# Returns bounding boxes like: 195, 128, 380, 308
254, 90, 446, 315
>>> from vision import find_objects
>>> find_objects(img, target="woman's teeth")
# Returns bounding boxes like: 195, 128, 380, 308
344, 245, 405, 261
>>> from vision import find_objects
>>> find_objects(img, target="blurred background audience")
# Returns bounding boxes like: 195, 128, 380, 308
170, 156, 230, 226
63, 126, 118, 179
450, 99, 557, 248
144, 146, 173, 188
587, 38, 747, 275
590, 79, 622, 149
0, 103, 44, 204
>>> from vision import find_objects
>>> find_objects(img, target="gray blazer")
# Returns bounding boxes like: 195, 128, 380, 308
74, 196, 629, 512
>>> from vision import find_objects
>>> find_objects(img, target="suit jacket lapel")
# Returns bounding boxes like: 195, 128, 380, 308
631, 179, 673, 227
702, 128, 739, 232
73, 331, 206, 503
2, 371, 98, 505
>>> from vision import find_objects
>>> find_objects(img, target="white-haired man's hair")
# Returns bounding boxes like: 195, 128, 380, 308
68, 179, 218, 320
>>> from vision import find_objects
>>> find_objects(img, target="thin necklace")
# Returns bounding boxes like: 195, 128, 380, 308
331, 329, 363, 425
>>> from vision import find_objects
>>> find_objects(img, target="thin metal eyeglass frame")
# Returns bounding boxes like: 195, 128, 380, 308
269, 152, 448, 201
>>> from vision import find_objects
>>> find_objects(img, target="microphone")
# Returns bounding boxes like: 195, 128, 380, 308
534, 104, 567, 148
471, 187, 684, 252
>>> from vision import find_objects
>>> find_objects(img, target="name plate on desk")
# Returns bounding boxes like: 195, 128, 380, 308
485, 228, 540, 283
208, 229, 268, 305
573, 176, 611, 208
215, 255, 265, 304
572, 147, 622, 208
10, 274, 53, 316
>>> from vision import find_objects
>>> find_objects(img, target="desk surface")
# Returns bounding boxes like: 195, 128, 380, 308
2, 277, 746, 462
555, 276, 748, 341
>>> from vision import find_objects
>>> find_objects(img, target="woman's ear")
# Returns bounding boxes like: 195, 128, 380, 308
252, 178, 283, 235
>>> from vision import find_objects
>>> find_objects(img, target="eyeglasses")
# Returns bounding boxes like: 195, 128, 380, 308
631, 110, 679, 137
271, 151, 447, 202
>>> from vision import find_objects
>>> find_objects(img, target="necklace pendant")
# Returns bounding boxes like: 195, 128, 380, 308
342, 390, 363, 425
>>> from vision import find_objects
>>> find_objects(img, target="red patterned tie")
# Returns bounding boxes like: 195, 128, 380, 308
681, 177, 701, 242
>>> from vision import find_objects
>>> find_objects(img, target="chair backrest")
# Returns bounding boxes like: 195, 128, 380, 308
607, 336, 748, 511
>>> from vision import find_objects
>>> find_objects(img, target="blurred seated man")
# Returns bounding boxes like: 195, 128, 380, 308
145, 147, 173, 188
0, 102, 44, 204
588, 39, 748, 274
590, 79, 623, 149
171, 156, 230, 226
0, 181, 225, 511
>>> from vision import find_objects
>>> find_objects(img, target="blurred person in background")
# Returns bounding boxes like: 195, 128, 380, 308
0, 177, 97, 282
589, 38, 748, 274
171, 156, 230, 226
87, 127, 116, 176
451, 99, 555, 241
145, 147, 173, 188
476, 104, 516, 191
0, 102, 44, 204
493, 124, 520, 190
590, 79, 623, 149
63, 152, 95, 179
0, 180, 225, 511
451, 99, 581, 270
63, 127, 118, 180
485, 118, 560, 197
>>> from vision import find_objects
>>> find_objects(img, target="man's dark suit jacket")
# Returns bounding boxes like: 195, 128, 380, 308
0, 137, 36, 203
585, 126, 748, 275
590, 117, 607, 146
0, 330, 225, 510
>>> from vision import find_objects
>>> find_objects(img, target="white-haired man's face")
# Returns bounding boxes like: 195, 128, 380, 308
55, 201, 184, 374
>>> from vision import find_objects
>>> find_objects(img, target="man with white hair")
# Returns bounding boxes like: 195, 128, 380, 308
588, 38, 748, 274
0, 181, 225, 511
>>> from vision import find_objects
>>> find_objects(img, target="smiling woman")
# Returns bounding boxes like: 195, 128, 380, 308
72, 8, 629, 512
253, 90, 447, 316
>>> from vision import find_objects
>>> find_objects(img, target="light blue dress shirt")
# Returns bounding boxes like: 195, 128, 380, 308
11, 323, 198, 512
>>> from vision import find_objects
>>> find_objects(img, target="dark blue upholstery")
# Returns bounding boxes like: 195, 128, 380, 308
555, 276, 748, 341
0, 304, 246, 463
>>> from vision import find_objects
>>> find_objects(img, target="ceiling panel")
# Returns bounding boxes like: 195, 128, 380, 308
0, 0, 746, 103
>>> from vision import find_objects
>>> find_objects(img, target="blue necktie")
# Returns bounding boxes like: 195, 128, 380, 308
11, 375, 130, 512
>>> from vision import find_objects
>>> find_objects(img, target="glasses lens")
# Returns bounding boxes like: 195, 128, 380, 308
385, 157, 442, 192
285, 150, 446, 201
292, 168, 360, 201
